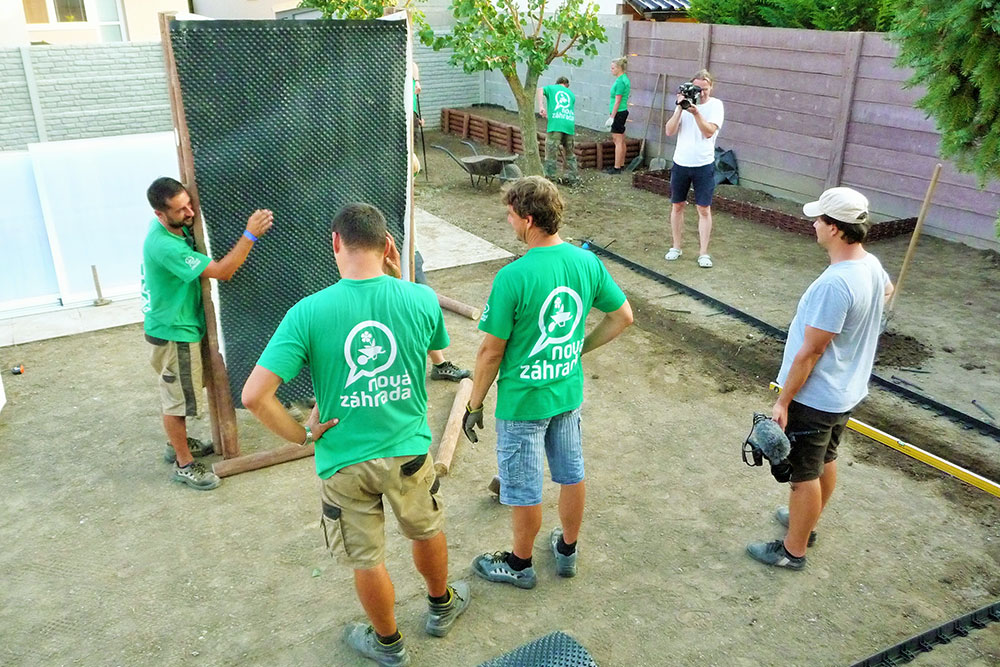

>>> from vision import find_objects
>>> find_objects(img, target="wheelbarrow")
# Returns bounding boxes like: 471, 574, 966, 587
432, 141, 522, 188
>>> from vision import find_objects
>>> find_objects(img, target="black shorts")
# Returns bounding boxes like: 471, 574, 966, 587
610, 109, 628, 134
786, 401, 852, 483
670, 163, 716, 206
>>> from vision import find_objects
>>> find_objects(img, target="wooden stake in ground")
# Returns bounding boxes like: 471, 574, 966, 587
887, 163, 942, 315
438, 294, 481, 321
435, 378, 474, 476
159, 12, 241, 459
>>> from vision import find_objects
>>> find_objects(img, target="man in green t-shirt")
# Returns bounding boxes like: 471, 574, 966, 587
241, 203, 470, 666
537, 76, 580, 186
462, 176, 633, 589
141, 177, 273, 491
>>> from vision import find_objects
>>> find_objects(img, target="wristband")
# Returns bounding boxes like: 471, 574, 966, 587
243, 230, 258, 242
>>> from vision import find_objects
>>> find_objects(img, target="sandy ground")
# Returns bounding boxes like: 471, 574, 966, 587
1, 129, 999, 666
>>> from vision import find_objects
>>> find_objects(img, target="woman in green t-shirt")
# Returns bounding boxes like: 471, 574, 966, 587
605, 57, 631, 174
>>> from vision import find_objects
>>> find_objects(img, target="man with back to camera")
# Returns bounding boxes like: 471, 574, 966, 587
663, 69, 724, 269
241, 203, 470, 666
462, 176, 633, 588
537, 76, 580, 186
747, 187, 894, 570
141, 176, 273, 491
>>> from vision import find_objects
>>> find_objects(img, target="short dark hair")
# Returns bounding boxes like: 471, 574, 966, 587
331, 203, 387, 251
556, 76, 569, 86
819, 213, 869, 244
502, 176, 564, 236
147, 177, 186, 211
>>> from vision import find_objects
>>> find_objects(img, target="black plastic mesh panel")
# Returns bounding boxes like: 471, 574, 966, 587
479, 631, 599, 667
170, 19, 408, 405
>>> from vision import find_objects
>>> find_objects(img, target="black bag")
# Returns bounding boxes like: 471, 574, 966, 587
714, 146, 739, 186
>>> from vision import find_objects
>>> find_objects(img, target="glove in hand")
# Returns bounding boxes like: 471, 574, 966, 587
462, 403, 483, 443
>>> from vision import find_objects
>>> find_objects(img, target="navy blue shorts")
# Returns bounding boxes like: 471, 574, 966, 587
670, 163, 716, 206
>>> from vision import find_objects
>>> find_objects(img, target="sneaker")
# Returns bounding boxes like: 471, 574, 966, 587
549, 527, 577, 578
775, 507, 817, 547
429, 361, 472, 382
171, 461, 221, 491
472, 552, 537, 589
664, 248, 682, 261
697, 254, 713, 268
342, 623, 410, 667
602, 167, 623, 174
425, 580, 471, 637
487, 475, 501, 496
746, 539, 806, 570
163, 437, 214, 464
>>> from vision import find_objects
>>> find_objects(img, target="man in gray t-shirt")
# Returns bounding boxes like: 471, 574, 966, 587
747, 187, 894, 571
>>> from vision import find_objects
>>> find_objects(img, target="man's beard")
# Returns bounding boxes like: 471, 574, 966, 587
167, 217, 194, 229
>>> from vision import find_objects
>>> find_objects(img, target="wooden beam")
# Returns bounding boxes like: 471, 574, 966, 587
434, 379, 474, 476
158, 12, 240, 459
213, 443, 314, 478
438, 294, 481, 320
825, 31, 864, 189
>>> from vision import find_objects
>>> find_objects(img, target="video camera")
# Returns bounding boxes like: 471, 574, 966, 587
677, 82, 702, 110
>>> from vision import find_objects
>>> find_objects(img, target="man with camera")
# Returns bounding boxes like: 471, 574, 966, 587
747, 187, 893, 570
663, 69, 724, 268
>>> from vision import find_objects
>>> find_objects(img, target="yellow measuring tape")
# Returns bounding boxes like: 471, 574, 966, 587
769, 383, 1000, 499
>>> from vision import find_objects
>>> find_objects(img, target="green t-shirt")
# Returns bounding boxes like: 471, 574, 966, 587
609, 73, 630, 114
141, 219, 211, 342
257, 276, 449, 479
543, 84, 575, 135
478, 243, 627, 421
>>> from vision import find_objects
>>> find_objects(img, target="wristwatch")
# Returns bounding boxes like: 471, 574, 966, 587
301, 425, 315, 446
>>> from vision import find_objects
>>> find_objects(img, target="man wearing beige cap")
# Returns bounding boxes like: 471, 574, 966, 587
747, 187, 894, 570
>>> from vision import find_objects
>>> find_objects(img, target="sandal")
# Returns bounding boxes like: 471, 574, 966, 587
698, 254, 713, 268
664, 248, 682, 261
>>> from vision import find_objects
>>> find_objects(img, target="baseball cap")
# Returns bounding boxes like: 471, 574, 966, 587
803, 187, 869, 224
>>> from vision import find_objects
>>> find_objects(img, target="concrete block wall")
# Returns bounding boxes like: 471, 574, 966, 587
483, 16, 627, 131
29, 43, 173, 143
0, 49, 40, 150
414, 41, 483, 129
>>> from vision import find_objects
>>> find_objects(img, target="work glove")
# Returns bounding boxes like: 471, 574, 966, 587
462, 403, 484, 443
604, 116, 614, 130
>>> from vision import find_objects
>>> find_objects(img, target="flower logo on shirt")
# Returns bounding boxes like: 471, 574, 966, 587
529, 286, 583, 357
344, 321, 398, 387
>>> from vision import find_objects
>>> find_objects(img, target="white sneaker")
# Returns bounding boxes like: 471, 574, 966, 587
698, 254, 713, 268
664, 248, 682, 261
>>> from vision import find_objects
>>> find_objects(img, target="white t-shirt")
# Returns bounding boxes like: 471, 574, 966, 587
672, 97, 724, 168
777, 253, 890, 413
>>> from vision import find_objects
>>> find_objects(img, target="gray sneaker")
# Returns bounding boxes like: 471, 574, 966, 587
425, 580, 471, 637
171, 461, 221, 491
342, 623, 410, 667
746, 539, 806, 570
775, 506, 817, 547
487, 475, 501, 496
164, 437, 215, 464
549, 527, 578, 578
429, 361, 472, 382
472, 552, 537, 589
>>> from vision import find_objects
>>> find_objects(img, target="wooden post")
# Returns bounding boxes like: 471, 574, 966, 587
825, 31, 863, 189
699, 23, 713, 72
887, 163, 942, 314
159, 12, 241, 459
438, 294, 481, 320
434, 378, 474, 476
213, 443, 315, 478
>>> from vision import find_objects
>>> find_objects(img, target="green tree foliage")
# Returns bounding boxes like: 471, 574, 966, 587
893, 0, 1000, 235
424, 0, 606, 175
299, 0, 424, 21
688, 0, 895, 32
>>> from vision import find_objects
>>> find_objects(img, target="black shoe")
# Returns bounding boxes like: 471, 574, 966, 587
602, 167, 623, 175
430, 361, 471, 382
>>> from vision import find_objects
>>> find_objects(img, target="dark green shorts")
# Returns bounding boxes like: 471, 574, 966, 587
786, 401, 852, 483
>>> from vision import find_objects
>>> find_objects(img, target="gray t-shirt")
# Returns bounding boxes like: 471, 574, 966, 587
777, 253, 890, 413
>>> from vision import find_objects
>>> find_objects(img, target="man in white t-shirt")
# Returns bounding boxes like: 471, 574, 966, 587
747, 187, 894, 571
663, 69, 724, 268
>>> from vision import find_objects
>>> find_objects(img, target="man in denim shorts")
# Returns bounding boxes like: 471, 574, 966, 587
747, 187, 894, 570
243, 204, 470, 666
462, 176, 633, 588
663, 69, 724, 268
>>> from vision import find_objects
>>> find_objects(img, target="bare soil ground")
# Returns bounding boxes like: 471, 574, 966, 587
1, 129, 998, 666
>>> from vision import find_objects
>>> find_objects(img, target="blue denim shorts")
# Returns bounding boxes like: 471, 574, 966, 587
495, 407, 584, 506
670, 162, 716, 206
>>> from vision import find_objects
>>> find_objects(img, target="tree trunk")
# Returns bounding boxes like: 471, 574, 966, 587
504, 69, 543, 176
